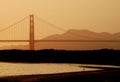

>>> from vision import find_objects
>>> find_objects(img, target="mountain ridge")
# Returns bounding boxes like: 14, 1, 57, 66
43, 29, 120, 40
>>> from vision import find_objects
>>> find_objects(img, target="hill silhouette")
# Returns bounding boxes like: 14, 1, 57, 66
43, 29, 120, 40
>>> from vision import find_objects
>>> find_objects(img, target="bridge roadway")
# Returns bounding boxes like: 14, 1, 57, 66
0, 40, 120, 42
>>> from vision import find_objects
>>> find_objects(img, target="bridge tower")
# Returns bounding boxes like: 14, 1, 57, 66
30, 14, 35, 50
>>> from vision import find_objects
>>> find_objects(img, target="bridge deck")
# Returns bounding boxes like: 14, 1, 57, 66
0, 40, 120, 42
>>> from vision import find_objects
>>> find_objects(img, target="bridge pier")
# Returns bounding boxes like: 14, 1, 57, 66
30, 14, 35, 50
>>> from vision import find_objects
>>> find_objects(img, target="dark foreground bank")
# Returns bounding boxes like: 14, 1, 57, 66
0, 49, 120, 65
0, 69, 120, 82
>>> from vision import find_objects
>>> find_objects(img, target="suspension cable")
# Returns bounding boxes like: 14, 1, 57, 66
0, 16, 29, 32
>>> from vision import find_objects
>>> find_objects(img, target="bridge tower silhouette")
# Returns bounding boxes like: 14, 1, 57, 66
30, 14, 35, 50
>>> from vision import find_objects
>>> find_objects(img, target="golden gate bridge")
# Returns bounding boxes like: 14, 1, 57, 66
0, 14, 120, 50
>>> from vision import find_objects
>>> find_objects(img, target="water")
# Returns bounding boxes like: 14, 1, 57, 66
0, 42, 120, 50
35, 42, 120, 50
0, 62, 99, 77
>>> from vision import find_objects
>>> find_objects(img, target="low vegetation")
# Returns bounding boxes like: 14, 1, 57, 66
0, 49, 119, 65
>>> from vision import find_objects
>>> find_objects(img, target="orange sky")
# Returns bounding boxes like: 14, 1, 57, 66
0, 0, 120, 46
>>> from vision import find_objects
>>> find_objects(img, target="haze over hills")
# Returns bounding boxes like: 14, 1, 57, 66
1, 29, 120, 50
43, 29, 120, 40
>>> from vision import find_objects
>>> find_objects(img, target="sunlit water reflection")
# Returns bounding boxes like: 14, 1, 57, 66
0, 62, 101, 77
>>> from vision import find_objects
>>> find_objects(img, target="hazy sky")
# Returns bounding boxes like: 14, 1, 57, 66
0, 0, 120, 40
